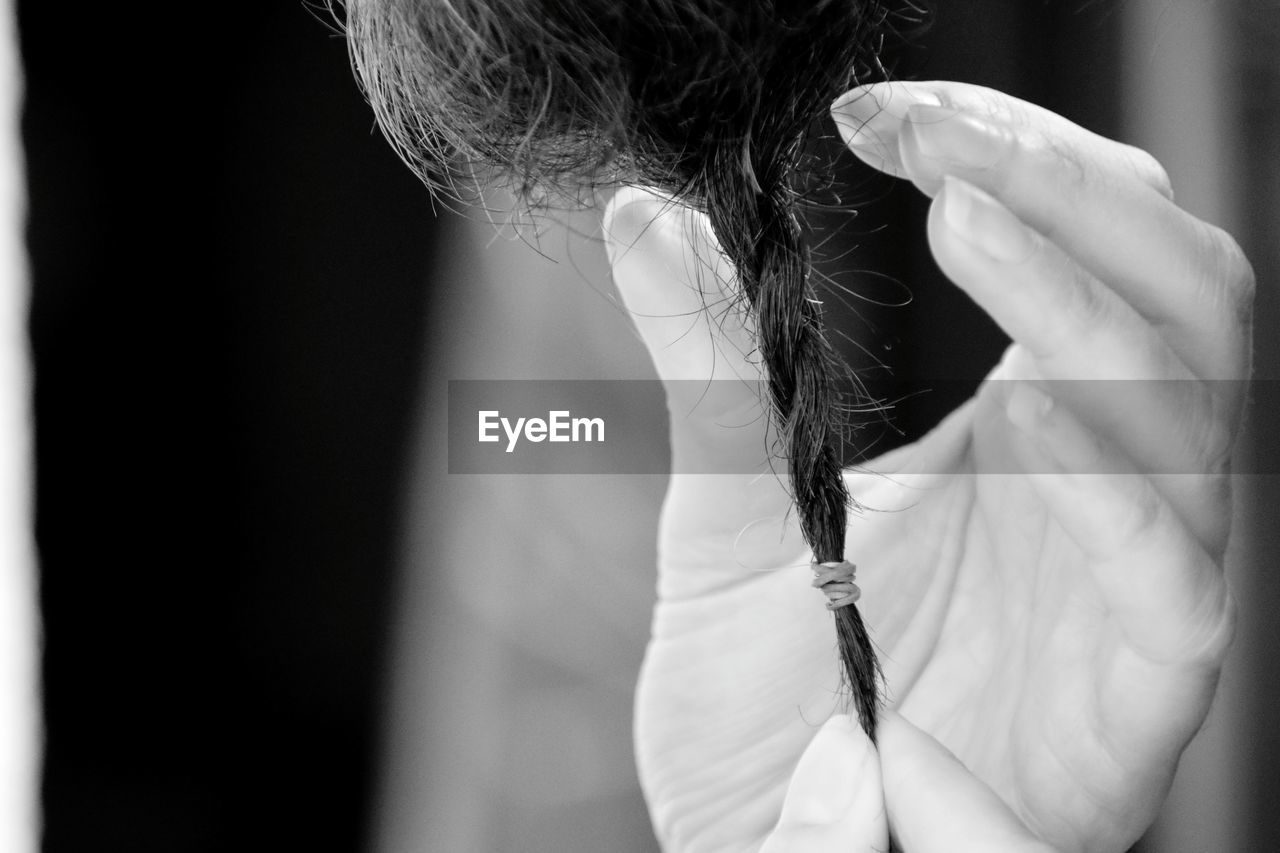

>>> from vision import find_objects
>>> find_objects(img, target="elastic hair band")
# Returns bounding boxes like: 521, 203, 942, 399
812, 560, 861, 611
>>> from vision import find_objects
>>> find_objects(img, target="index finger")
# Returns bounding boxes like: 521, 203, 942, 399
832, 81, 1253, 394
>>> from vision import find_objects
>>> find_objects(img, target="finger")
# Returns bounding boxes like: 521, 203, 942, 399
603, 188, 803, 584
1002, 381, 1236, 669
761, 715, 888, 853
832, 81, 1254, 396
880, 711, 1056, 853
1001, 381, 1236, 773
929, 177, 1234, 550
831, 81, 1173, 198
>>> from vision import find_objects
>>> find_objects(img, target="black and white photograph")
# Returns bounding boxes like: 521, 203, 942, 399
12, 1, 1280, 851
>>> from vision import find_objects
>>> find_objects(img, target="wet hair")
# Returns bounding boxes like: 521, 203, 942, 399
333, 0, 917, 739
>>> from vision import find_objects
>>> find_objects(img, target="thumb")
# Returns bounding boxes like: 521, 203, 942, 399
760, 715, 888, 853
604, 187, 802, 576
604, 186, 771, 471
879, 711, 1056, 853
603, 186, 761, 392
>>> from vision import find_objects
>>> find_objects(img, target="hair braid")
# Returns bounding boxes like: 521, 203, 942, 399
704, 139, 881, 738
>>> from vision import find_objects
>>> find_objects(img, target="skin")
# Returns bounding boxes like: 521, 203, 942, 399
603, 81, 1253, 852
762, 711, 1059, 853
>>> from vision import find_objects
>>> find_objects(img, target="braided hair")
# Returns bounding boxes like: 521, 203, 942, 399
335, 0, 909, 739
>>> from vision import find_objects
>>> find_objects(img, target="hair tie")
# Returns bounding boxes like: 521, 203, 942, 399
812, 560, 861, 611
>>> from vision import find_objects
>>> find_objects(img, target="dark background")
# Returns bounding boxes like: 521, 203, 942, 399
22, 2, 1278, 851
24, 4, 432, 850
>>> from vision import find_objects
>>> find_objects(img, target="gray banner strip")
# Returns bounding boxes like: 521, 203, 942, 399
447, 379, 1272, 474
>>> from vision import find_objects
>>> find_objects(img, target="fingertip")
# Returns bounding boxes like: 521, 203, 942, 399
830, 81, 939, 178
601, 185, 676, 265
601, 187, 759, 388
830, 80, 943, 116
779, 714, 878, 826
602, 186, 726, 287
765, 714, 887, 852
830, 82, 877, 115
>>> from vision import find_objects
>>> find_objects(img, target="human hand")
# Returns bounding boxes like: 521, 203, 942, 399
762, 711, 1061, 853
603, 80, 1252, 853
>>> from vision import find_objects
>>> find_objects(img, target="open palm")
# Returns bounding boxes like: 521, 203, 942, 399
607, 81, 1250, 853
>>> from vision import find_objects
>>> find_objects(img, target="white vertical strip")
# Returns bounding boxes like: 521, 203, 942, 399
1120, 2, 1244, 851
1121, 0, 1240, 230
0, 0, 37, 851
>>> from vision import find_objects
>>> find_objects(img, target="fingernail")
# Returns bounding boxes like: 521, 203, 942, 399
940, 177, 1036, 263
831, 96, 897, 160
831, 84, 872, 116
904, 103, 1005, 170
831, 82, 941, 116
832, 84, 938, 161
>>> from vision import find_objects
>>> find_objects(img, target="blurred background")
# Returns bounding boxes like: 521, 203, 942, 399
22, 1, 1280, 851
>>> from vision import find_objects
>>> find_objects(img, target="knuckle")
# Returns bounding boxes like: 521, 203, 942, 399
1123, 144, 1175, 199
1201, 223, 1256, 322
1198, 414, 1237, 476
1184, 577, 1237, 667
1041, 133, 1091, 199
966, 83, 1019, 123
1175, 411, 1235, 484
1050, 271, 1111, 359
1130, 490, 1165, 545
1187, 470, 1236, 560
1199, 470, 1235, 559
1071, 270, 1113, 331
1175, 384, 1237, 476
1015, 131, 1091, 243
1119, 480, 1165, 546
1089, 477, 1165, 559
1228, 248, 1257, 326
1214, 586, 1240, 658
1196, 466, 1235, 517
1030, 271, 1111, 368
